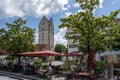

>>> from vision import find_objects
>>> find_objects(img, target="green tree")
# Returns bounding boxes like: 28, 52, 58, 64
54, 44, 67, 60
55, 44, 68, 54
112, 19, 120, 50
112, 38, 120, 50
59, 0, 120, 53
59, 0, 120, 79
0, 28, 6, 49
0, 18, 37, 55
94, 61, 106, 77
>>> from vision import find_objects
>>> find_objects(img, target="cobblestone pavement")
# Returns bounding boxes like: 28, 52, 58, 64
0, 70, 66, 80
0, 75, 65, 80
0, 70, 113, 80
0, 75, 18, 80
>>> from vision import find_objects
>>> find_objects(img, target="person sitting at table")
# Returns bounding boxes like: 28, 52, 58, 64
23, 63, 28, 74
38, 66, 45, 78
46, 63, 53, 78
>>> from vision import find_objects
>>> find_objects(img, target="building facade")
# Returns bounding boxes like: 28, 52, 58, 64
66, 28, 79, 53
38, 16, 54, 51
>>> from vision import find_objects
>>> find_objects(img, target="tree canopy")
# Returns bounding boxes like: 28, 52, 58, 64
0, 18, 37, 55
59, 0, 120, 53
55, 44, 68, 54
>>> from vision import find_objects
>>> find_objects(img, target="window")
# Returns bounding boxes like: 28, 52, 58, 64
42, 38, 44, 41
69, 44, 78, 48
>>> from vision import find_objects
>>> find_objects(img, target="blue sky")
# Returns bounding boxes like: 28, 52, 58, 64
0, 0, 120, 46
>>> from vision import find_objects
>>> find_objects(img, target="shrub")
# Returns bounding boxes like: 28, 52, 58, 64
94, 61, 106, 77
34, 59, 42, 67
62, 59, 73, 71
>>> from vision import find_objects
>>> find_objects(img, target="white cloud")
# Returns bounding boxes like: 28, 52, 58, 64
77, 9, 85, 13
0, 0, 69, 18
65, 12, 72, 17
54, 27, 67, 46
62, 7, 68, 11
73, 3, 80, 8
62, 4, 71, 11
99, 0, 104, 8
67, 5, 71, 9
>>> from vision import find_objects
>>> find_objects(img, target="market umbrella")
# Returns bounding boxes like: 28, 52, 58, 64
15, 50, 62, 63
64, 51, 82, 65
64, 51, 82, 57
87, 48, 94, 70
0, 48, 7, 55
32, 50, 63, 64
32, 50, 63, 57
15, 50, 63, 57
15, 52, 32, 57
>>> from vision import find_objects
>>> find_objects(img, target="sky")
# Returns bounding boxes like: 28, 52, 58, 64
0, 0, 120, 46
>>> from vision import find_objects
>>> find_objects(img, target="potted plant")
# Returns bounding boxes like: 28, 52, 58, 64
94, 61, 106, 78
33, 59, 42, 67
62, 59, 73, 79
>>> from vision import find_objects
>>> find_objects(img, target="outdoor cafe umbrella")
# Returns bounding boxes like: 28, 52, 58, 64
32, 50, 63, 57
15, 50, 63, 64
87, 48, 94, 70
0, 48, 7, 55
64, 51, 82, 65
32, 50, 63, 64
14, 52, 32, 57
15, 50, 63, 57
64, 51, 82, 57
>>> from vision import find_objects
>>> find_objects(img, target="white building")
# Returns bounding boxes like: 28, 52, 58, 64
66, 28, 79, 53
38, 16, 54, 51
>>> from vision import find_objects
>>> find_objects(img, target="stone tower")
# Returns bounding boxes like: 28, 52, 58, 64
39, 16, 54, 51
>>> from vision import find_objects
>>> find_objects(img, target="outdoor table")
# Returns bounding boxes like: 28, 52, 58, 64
40, 70, 46, 73
73, 72, 94, 80
52, 66, 62, 74
38, 69, 47, 78
75, 72, 91, 76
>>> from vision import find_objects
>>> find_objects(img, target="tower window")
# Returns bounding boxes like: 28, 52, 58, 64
42, 38, 44, 41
